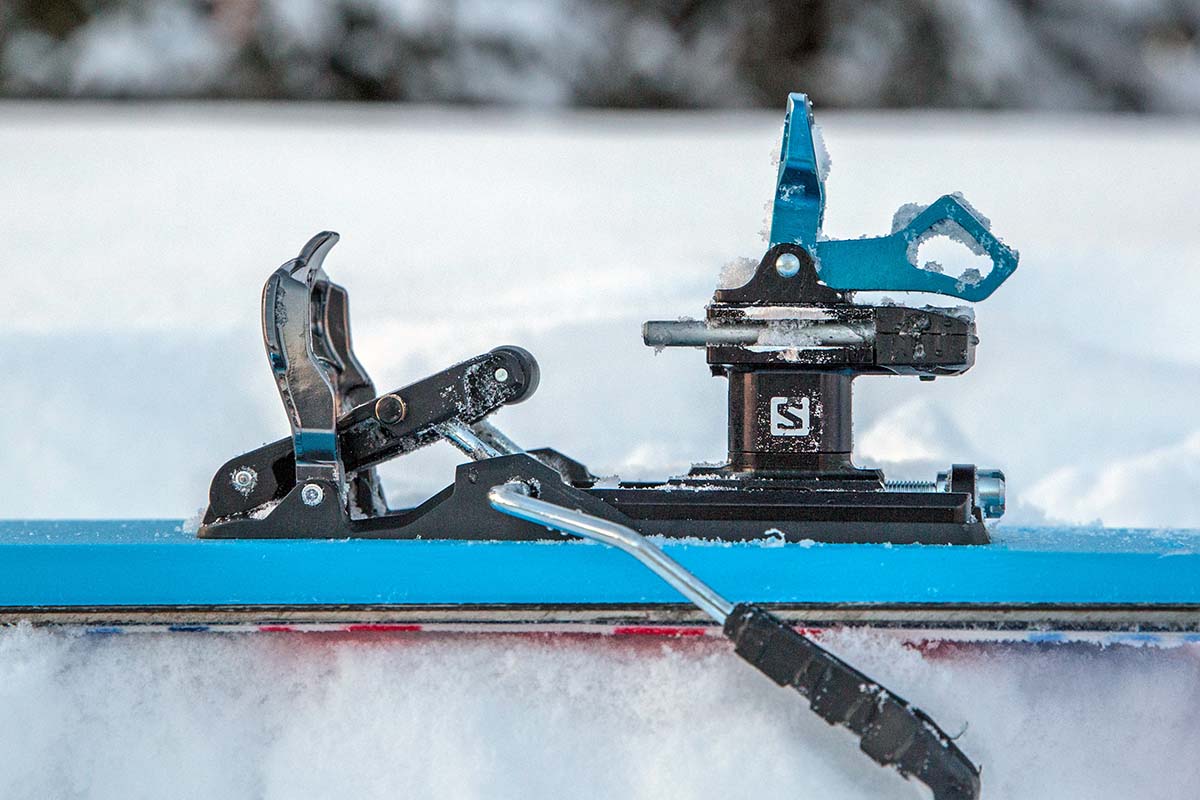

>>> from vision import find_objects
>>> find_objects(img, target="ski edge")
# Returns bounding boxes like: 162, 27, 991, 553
5, 603, 1200, 645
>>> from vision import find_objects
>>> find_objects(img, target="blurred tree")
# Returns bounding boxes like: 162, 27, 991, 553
0, 0, 1197, 112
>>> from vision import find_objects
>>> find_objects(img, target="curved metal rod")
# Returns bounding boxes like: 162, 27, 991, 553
488, 482, 734, 623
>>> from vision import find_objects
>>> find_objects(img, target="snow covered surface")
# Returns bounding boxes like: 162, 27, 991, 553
2, 103, 1198, 527
0, 625, 1197, 800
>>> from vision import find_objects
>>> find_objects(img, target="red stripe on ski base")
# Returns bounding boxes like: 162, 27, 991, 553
258, 625, 295, 632
344, 624, 423, 632
612, 626, 708, 637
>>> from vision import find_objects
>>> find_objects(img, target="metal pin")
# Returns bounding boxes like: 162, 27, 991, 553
301, 483, 325, 506
775, 252, 801, 278
230, 467, 258, 496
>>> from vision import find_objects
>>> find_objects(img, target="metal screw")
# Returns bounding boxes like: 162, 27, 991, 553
301, 483, 325, 506
494, 367, 510, 383
375, 393, 407, 425
885, 468, 1006, 519
775, 252, 801, 278
230, 466, 258, 496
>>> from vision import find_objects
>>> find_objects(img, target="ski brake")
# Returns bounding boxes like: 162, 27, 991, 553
490, 482, 982, 800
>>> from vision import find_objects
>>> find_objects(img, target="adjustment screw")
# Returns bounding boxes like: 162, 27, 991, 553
301, 483, 325, 506
230, 466, 258, 496
494, 367, 510, 383
775, 252, 801, 278
374, 393, 407, 425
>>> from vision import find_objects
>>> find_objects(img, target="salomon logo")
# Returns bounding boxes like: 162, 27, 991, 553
769, 396, 811, 436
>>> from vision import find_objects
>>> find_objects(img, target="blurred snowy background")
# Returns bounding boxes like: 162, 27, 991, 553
3, 0, 1200, 111
4, 103, 1199, 529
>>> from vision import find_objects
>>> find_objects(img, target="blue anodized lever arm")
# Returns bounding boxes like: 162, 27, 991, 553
767, 93, 1018, 303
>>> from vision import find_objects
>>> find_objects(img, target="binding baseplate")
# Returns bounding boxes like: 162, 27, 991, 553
200, 93, 1017, 544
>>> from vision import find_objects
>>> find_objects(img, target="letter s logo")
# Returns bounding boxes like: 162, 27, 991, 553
769, 396, 811, 437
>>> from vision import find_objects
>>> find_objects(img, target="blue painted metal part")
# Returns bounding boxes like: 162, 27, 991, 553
769, 93, 825, 251
814, 195, 1020, 302
767, 92, 1018, 302
1, 521, 1198, 607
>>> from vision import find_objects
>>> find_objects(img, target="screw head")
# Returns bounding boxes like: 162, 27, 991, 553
374, 394, 407, 425
301, 483, 325, 506
774, 252, 801, 278
494, 367, 510, 383
230, 467, 258, 496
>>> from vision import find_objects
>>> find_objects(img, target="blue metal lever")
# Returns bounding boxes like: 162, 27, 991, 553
814, 194, 1019, 302
767, 93, 1018, 302
771, 93, 825, 251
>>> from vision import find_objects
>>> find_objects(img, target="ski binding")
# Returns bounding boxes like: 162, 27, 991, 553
200, 93, 1017, 545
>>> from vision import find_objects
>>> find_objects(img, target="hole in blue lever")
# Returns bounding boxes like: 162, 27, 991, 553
913, 226, 996, 286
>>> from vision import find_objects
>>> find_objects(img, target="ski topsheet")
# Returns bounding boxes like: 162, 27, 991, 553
3, 520, 1198, 642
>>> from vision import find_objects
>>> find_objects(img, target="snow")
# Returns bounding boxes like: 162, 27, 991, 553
715, 255, 758, 289
0, 624, 1197, 800
3, 104, 1197, 527
1025, 431, 1200, 529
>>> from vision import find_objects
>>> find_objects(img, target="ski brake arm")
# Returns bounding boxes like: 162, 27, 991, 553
488, 482, 982, 800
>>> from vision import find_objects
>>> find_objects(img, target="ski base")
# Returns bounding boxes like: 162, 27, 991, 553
6, 603, 1199, 645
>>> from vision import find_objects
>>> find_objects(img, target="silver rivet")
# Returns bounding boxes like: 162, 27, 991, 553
301, 483, 325, 506
494, 367, 510, 383
231, 467, 258, 496
775, 252, 801, 278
